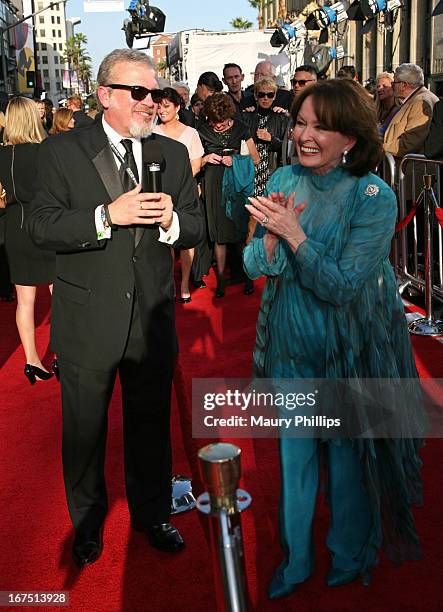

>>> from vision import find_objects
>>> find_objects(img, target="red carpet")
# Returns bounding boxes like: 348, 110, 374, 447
1, 274, 443, 611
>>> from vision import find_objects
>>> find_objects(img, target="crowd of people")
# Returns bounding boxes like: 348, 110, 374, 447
0, 50, 436, 596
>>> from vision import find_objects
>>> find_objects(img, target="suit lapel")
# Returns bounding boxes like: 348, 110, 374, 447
78, 119, 147, 247
79, 118, 124, 203
91, 145, 123, 203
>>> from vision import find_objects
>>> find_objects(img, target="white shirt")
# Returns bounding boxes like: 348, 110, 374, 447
95, 115, 180, 244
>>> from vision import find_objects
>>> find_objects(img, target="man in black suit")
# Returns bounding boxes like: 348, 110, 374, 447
27, 49, 203, 567
66, 93, 94, 128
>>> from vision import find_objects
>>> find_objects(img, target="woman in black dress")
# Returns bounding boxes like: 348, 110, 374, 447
242, 77, 289, 197
0, 97, 55, 384
198, 93, 259, 296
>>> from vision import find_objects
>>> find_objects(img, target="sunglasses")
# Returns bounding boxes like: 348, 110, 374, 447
106, 84, 165, 103
292, 79, 315, 86
256, 92, 275, 99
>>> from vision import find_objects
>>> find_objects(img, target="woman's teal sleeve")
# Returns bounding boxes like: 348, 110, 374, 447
293, 181, 397, 306
243, 168, 290, 279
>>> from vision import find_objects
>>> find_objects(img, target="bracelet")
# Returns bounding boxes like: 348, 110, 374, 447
103, 204, 116, 230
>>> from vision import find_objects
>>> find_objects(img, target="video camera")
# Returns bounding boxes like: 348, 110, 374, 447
122, 0, 166, 48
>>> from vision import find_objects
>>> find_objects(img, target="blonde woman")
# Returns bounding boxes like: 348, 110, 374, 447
0, 97, 55, 384
375, 72, 399, 135
49, 108, 75, 135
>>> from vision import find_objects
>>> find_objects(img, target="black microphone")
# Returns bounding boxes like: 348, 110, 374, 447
142, 140, 164, 193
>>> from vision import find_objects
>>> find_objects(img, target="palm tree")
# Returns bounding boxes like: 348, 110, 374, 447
61, 33, 92, 94
248, 0, 273, 29
230, 17, 254, 30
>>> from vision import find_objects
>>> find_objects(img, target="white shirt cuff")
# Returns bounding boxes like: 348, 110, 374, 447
158, 211, 180, 245
95, 205, 111, 240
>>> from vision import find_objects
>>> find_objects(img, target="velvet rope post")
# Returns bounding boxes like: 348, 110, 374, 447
395, 201, 419, 233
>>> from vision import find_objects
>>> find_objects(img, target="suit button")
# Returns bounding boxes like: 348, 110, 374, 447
125, 292, 131, 299
78, 241, 91, 248
132, 255, 138, 262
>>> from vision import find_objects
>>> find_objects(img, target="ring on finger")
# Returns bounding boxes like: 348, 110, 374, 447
262, 215, 270, 225
140, 203, 144, 210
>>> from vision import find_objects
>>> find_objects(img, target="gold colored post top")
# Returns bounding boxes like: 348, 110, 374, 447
423, 174, 432, 189
198, 443, 241, 502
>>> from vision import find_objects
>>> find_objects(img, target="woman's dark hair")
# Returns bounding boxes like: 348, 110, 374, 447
204, 93, 236, 123
161, 87, 182, 107
197, 71, 223, 93
291, 79, 382, 177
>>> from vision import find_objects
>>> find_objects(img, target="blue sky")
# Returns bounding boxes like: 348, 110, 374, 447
65, 0, 259, 76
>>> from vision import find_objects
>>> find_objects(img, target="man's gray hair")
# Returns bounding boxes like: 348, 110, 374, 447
97, 49, 155, 86
255, 60, 276, 77
395, 63, 424, 87
172, 81, 190, 92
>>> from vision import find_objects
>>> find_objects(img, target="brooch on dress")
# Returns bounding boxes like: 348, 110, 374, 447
364, 184, 379, 196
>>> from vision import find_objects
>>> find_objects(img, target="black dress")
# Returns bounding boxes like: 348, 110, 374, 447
199, 120, 251, 244
0, 143, 55, 285
242, 108, 288, 196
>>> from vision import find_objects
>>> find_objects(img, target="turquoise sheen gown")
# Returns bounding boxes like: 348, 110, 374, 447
243, 165, 423, 591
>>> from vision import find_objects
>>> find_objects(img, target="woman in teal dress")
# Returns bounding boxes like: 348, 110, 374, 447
244, 79, 424, 598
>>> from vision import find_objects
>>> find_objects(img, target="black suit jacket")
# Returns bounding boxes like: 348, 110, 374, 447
73, 110, 94, 129
424, 98, 443, 159
27, 120, 203, 370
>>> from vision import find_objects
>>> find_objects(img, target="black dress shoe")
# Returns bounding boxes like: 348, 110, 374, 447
24, 364, 54, 385
72, 527, 103, 567
131, 521, 185, 552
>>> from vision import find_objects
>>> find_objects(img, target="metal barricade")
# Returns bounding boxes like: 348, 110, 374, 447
396, 154, 443, 335
377, 153, 400, 273
377, 152, 397, 191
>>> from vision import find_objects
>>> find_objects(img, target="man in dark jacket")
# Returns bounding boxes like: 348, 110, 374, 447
27, 49, 203, 568
67, 93, 94, 128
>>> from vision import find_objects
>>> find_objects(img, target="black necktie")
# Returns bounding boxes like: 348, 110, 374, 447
119, 138, 139, 191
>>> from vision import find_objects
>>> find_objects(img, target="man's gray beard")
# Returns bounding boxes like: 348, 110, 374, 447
129, 120, 153, 139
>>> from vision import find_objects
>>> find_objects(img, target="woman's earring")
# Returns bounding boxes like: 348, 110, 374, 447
342, 150, 348, 165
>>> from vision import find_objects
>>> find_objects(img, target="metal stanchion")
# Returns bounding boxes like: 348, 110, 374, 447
197, 443, 252, 612
408, 173, 443, 336
396, 154, 443, 301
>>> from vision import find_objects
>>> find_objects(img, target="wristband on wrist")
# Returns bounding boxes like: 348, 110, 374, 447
102, 204, 116, 230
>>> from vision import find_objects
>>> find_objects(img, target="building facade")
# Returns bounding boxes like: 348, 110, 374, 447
152, 34, 171, 78
34, 0, 68, 101
1, 0, 23, 93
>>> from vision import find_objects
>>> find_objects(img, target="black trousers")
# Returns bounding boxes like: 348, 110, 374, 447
59, 297, 173, 532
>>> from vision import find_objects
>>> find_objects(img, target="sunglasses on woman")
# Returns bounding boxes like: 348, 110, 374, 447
256, 92, 275, 99
106, 84, 166, 103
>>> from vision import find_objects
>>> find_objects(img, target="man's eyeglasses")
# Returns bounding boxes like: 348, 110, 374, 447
256, 91, 275, 99
292, 79, 315, 86
106, 84, 165, 103
393, 80, 405, 86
